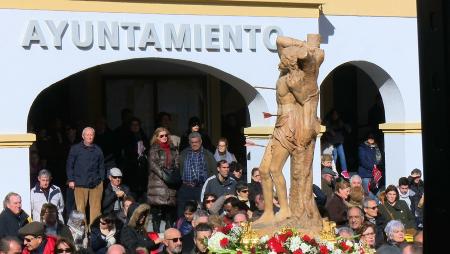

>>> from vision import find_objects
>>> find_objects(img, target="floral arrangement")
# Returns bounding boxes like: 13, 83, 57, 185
207, 224, 375, 254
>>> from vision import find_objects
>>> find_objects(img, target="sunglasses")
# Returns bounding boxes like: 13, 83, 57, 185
56, 248, 73, 254
159, 134, 168, 138
168, 237, 183, 243
240, 189, 249, 193
366, 206, 378, 210
111, 176, 122, 179
100, 220, 113, 225
205, 199, 216, 204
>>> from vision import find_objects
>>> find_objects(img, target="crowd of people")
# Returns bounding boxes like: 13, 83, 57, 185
0, 112, 424, 254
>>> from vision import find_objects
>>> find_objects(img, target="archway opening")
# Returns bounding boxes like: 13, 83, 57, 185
27, 58, 252, 201
320, 63, 385, 174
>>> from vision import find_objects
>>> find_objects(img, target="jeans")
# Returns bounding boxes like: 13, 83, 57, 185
362, 177, 379, 201
332, 143, 348, 170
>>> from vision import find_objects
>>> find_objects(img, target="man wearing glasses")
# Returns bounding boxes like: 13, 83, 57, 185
163, 228, 183, 254
363, 197, 386, 247
18, 222, 57, 254
102, 167, 131, 223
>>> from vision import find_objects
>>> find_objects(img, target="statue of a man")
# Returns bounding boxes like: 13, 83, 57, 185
254, 35, 323, 231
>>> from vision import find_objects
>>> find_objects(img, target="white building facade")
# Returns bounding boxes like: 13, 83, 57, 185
0, 0, 421, 213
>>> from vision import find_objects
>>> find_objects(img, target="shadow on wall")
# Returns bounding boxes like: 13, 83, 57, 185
319, 12, 335, 44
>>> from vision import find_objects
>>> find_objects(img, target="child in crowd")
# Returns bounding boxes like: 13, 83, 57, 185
175, 200, 197, 236
321, 154, 338, 177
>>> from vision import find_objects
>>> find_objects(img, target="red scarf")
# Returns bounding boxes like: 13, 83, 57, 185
159, 142, 171, 167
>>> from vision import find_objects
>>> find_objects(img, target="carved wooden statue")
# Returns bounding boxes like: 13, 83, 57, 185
254, 34, 324, 235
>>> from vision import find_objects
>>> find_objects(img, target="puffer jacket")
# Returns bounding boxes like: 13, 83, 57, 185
120, 203, 158, 254
147, 143, 179, 206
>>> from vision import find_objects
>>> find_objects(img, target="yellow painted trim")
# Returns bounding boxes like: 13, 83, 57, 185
379, 122, 421, 134
244, 125, 325, 138
321, 0, 416, 18
0, 133, 36, 148
0, 0, 416, 18
0, 0, 320, 18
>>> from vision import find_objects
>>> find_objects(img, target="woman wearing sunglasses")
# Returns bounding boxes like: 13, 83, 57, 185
235, 182, 250, 210
55, 238, 76, 254
89, 213, 122, 254
147, 127, 179, 233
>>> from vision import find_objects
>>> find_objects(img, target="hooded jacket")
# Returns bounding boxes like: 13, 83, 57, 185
120, 203, 158, 254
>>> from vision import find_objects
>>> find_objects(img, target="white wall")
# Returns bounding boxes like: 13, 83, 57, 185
0, 9, 423, 204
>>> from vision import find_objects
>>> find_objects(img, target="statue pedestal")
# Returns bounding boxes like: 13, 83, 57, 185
253, 216, 323, 237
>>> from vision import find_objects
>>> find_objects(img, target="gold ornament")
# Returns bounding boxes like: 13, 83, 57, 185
240, 222, 260, 250
319, 218, 337, 243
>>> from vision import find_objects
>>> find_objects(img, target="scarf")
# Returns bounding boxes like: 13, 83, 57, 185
159, 142, 171, 168
365, 141, 382, 164
214, 149, 234, 163
102, 227, 117, 247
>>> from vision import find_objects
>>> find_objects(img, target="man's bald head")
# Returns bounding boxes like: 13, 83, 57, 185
107, 244, 126, 254
164, 228, 181, 240
164, 228, 182, 254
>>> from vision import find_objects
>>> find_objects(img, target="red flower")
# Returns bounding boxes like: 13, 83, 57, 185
219, 238, 229, 248
293, 250, 303, 254
267, 237, 287, 253
319, 245, 329, 254
221, 224, 233, 234
237, 251, 242, 254
250, 247, 256, 254
301, 235, 312, 243
277, 230, 293, 243
339, 241, 351, 252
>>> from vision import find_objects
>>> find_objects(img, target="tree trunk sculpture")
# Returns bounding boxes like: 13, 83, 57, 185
253, 34, 324, 235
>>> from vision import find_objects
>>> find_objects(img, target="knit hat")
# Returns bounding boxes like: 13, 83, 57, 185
18, 222, 45, 237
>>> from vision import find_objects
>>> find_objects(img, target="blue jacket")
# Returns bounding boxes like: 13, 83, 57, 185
358, 143, 378, 178
66, 142, 105, 188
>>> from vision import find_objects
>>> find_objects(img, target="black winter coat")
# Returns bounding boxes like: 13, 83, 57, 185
0, 208, 29, 238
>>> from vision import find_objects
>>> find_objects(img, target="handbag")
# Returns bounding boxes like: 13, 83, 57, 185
160, 167, 182, 189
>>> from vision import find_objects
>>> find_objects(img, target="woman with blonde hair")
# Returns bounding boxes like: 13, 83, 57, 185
147, 127, 179, 233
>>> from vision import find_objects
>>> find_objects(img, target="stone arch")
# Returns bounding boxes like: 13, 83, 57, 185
27, 57, 269, 129
319, 60, 405, 124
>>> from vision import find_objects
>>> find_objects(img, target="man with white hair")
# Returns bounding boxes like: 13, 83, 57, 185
66, 126, 105, 226
106, 244, 126, 254
30, 169, 64, 222
0, 193, 30, 238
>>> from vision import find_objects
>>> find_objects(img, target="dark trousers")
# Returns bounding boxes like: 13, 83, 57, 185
176, 184, 202, 218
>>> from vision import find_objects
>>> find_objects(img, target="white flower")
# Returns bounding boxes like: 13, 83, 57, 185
345, 240, 354, 247
268, 252, 277, 254
326, 242, 334, 250
300, 242, 311, 253
207, 232, 229, 250
288, 236, 301, 252
334, 249, 343, 254
260, 235, 269, 244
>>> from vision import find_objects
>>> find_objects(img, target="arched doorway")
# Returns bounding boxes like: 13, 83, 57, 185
27, 58, 260, 198
320, 62, 388, 175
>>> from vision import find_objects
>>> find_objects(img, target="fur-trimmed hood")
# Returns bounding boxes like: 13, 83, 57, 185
127, 203, 151, 228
